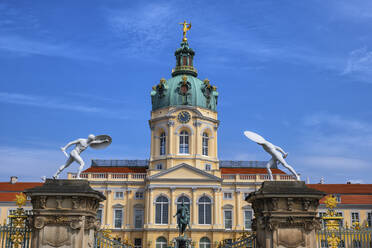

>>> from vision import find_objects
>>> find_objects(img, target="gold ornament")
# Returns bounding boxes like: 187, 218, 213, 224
179, 21, 192, 42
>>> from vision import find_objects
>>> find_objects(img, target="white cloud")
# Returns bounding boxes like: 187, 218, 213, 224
343, 47, 372, 82
0, 92, 131, 119
291, 113, 372, 183
0, 92, 104, 113
0, 146, 63, 181
293, 155, 370, 170
105, 2, 176, 56
0, 35, 97, 60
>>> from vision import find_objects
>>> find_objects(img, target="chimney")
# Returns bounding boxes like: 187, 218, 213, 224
10, 176, 18, 184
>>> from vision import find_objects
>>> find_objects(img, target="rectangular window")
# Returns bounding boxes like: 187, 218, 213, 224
223, 192, 233, 200
335, 194, 341, 203
224, 210, 232, 229
97, 209, 103, 225
134, 238, 142, 248
156, 164, 163, 170
205, 164, 211, 171
115, 191, 124, 199
368, 212, 372, 227
351, 212, 360, 225
114, 209, 123, 229
134, 209, 144, 228
135, 191, 144, 199
244, 210, 253, 230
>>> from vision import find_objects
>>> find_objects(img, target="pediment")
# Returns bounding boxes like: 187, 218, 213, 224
148, 163, 221, 182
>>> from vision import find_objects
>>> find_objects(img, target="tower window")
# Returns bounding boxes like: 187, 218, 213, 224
183, 56, 187, 66
202, 133, 209, 156
159, 132, 166, 155
179, 130, 189, 154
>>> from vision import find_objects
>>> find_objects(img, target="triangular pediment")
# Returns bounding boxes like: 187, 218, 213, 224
148, 163, 221, 182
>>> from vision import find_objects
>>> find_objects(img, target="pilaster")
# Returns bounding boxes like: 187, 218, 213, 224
192, 187, 197, 225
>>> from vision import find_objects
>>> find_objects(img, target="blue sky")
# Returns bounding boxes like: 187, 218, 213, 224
0, 0, 371, 183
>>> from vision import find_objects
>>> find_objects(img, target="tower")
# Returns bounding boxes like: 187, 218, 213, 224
148, 31, 220, 176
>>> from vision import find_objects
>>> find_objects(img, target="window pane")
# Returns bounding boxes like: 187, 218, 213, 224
225, 211, 232, 229
162, 203, 169, 224
199, 204, 204, 224
244, 210, 252, 229
156, 204, 161, 224
206, 204, 211, 224
114, 209, 122, 228
97, 209, 102, 224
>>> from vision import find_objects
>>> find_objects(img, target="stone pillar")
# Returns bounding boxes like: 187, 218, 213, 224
25, 179, 106, 248
149, 189, 154, 224
170, 187, 176, 226
126, 189, 131, 228
213, 188, 218, 228
235, 189, 241, 229
192, 188, 197, 225
246, 181, 325, 248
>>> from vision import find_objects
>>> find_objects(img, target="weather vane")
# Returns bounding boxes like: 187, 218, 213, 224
179, 20, 191, 42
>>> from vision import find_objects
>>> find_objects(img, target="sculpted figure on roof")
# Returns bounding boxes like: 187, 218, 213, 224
244, 131, 300, 181
53, 134, 112, 179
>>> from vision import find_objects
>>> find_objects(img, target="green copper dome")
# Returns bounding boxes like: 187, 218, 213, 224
151, 42, 218, 111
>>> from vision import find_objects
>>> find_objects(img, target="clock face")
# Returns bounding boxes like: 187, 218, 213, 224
177, 111, 190, 123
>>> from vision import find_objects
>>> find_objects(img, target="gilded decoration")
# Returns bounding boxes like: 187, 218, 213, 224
322, 194, 344, 248
9, 193, 28, 248
179, 20, 192, 42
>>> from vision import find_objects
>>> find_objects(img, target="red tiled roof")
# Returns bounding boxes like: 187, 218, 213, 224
0, 182, 41, 202
307, 184, 372, 194
307, 184, 372, 205
0, 192, 23, 202
220, 168, 286, 174
0, 182, 42, 192
83, 166, 147, 173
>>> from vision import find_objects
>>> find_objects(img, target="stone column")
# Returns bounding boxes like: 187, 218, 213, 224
192, 188, 197, 225
149, 189, 154, 224
170, 187, 176, 226
246, 181, 325, 248
235, 189, 241, 229
213, 188, 218, 228
25, 179, 106, 248
126, 189, 131, 228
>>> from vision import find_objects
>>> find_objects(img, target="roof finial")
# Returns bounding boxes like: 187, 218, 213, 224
179, 20, 191, 42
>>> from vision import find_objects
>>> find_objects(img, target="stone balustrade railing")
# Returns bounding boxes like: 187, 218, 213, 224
68, 173, 147, 181
221, 174, 296, 181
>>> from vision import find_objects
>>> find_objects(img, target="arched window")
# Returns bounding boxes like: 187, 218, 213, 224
156, 237, 167, 248
200, 237, 211, 248
177, 195, 190, 212
202, 133, 209, 156
160, 132, 166, 155
198, 196, 211, 224
179, 130, 189, 154
155, 196, 169, 224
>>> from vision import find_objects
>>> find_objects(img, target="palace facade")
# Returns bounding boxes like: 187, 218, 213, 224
65, 37, 297, 247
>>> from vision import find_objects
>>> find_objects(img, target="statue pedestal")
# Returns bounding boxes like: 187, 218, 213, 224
246, 181, 325, 248
174, 236, 192, 248
25, 179, 106, 248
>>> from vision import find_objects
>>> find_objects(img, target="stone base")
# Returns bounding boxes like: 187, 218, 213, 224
25, 179, 105, 248
174, 235, 192, 248
246, 181, 325, 248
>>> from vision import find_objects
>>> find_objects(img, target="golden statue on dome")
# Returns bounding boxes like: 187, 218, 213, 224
179, 20, 191, 42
